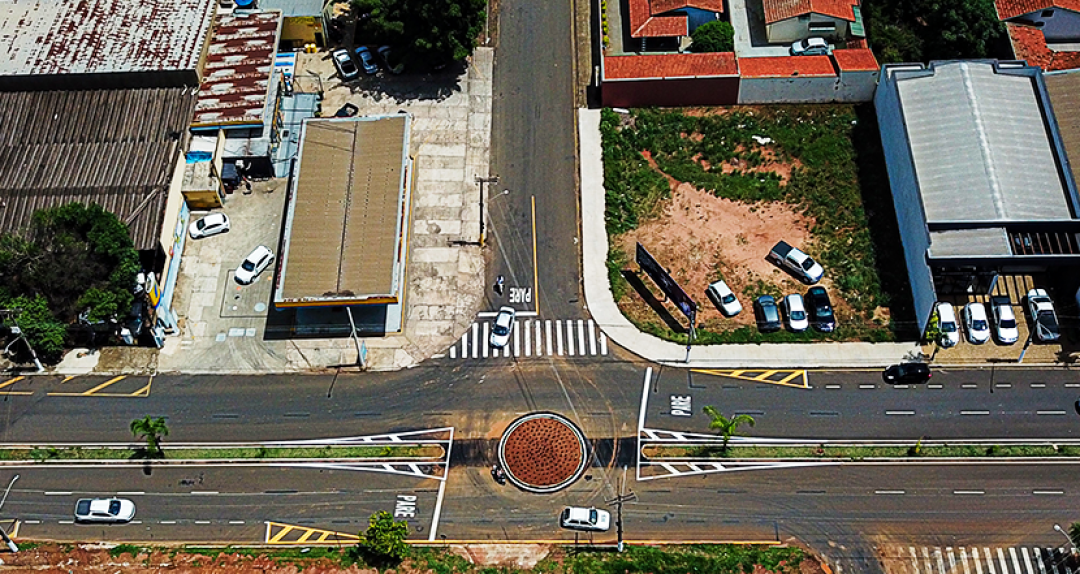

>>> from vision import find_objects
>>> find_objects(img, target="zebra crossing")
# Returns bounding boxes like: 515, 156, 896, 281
882, 545, 1078, 574
445, 318, 609, 359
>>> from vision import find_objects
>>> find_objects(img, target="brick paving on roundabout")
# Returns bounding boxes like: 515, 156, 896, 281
498, 413, 588, 493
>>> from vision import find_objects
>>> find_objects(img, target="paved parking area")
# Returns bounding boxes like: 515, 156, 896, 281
156, 49, 493, 374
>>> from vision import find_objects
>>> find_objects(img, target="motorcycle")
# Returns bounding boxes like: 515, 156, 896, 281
491, 464, 506, 485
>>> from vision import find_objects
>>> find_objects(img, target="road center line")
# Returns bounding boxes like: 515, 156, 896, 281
229, 520, 245, 524
961, 411, 990, 415
160, 520, 177, 524
117, 491, 145, 496
825, 384, 840, 389
44, 492, 72, 496
428, 472, 448, 541
1033, 490, 1064, 495
1031, 383, 1046, 388
927, 384, 943, 389
995, 383, 1012, 388
195, 520, 211, 524
962, 384, 978, 389
1066, 383, 1080, 388
875, 490, 905, 495
860, 384, 876, 389
953, 490, 985, 495
1037, 410, 1066, 415
885, 410, 915, 415
190, 491, 219, 495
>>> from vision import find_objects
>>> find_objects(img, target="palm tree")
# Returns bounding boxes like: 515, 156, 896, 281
702, 405, 755, 452
130, 416, 169, 457
1069, 522, 1080, 550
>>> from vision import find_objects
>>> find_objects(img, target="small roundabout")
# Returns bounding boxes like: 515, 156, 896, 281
497, 412, 589, 493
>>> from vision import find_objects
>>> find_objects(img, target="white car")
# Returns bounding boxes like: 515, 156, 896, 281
990, 296, 1019, 345
962, 302, 990, 344
790, 37, 831, 56
782, 293, 809, 332
489, 306, 516, 349
706, 280, 742, 317
188, 213, 230, 239
234, 245, 274, 285
74, 498, 136, 523
936, 302, 960, 348
560, 506, 610, 532
331, 48, 359, 81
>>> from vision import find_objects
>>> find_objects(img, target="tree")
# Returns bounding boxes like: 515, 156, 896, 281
350, 0, 486, 68
702, 406, 755, 452
690, 21, 735, 53
0, 203, 140, 360
1070, 522, 1080, 549
356, 510, 410, 566
917, 0, 1005, 61
130, 416, 170, 457
0, 292, 67, 363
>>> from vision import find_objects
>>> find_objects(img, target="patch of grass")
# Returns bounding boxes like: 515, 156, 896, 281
644, 444, 1080, 459
607, 245, 630, 303
413, 547, 475, 574
601, 105, 913, 344
109, 543, 144, 558
0, 445, 440, 461
566, 544, 803, 574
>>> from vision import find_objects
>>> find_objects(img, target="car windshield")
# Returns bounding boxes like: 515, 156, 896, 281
242, 260, 257, 271
722, 294, 736, 304
999, 318, 1016, 329
973, 319, 987, 330
801, 258, 816, 270
76, 500, 90, 515
492, 324, 509, 336
791, 310, 806, 321
816, 306, 833, 317
342, 59, 356, 73
196, 219, 208, 230
589, 509, 597, 523
940, 322, 957, 333
108, 500, 121, 515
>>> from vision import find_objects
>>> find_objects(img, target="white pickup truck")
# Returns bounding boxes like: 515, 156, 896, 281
767, 241, 824, 284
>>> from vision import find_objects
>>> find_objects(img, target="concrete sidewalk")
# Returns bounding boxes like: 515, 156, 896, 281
577, 109, 921, 368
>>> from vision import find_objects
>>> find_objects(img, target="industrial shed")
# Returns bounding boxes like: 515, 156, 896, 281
875, 60, 1080, 333
273, 114, 413, 334
0, 87, 197, 251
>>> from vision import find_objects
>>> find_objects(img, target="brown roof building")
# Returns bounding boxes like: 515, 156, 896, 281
192, 11, 283, 129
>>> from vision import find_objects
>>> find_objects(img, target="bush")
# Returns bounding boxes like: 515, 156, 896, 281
690, 21, 735, 53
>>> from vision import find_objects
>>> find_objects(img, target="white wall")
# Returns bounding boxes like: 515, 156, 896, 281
738, 70, 878, 103
766, 14, 850, 44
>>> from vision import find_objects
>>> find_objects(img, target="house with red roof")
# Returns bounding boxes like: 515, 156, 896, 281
994, 0, 1080, 71
627, 0, 725, 50
762, 0, 865, 44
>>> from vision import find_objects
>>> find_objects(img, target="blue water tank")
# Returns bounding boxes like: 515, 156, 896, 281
235, 0, 255, 7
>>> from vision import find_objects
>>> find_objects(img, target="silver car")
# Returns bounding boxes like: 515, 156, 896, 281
489, 306, 516, 349
74, 498, 136, 523
963, 302, 990, 344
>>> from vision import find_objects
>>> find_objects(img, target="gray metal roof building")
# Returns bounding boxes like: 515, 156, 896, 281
875, 60, 1080, 333
0, 0, 215, 88
0, 87, 197, 250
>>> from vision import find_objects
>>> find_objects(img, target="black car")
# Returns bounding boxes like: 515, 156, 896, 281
754, 295, 782, 333
882, 363, 932, 384
805, 286, 836, 332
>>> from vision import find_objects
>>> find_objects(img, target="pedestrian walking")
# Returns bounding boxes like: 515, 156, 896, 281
494, 275, 505, 296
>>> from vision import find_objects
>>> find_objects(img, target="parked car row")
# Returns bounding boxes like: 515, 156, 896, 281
707, 279, 836, 334
933, 289, 1059, 348
331, 45, 403, 81
189, 212, 275, 286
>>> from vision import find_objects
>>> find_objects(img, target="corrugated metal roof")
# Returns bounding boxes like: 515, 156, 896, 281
1045, 70, 1080, 188
277, 115, 410, 304
928, 228, 1012, 257
193, 11, 282, 128
258, 0, 324, 17
0, 0, 215, 76
0, 88, 197, 250
896, 61, 1070, 222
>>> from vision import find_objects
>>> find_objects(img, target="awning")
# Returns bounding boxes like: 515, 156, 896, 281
850, 6, 866, 37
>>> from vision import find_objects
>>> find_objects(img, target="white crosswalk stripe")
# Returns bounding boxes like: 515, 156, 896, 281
884, 546, 1077, 574
446, 318, 610, 359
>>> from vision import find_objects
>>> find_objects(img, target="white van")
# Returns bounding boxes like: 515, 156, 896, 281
936, 302, 960, 348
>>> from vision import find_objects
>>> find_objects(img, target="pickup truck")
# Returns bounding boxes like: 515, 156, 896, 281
767, 241, 824, 284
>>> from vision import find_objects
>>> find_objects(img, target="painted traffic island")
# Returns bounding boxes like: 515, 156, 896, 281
497, 412, 588, 493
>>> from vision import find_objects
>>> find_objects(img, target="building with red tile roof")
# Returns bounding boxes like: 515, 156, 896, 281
1006, 22, 1080, 70
604, 53, 738, 79
995, 0, 1080, 21
737, 55, 835, 78
832, 47, 879, 71
762, 0, 865, 43
627, 0, 724, 38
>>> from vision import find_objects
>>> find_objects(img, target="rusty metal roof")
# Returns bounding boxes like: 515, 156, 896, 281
276, 115, 411, 305
0, 0, 215, 76
0, 87, 197, 250
192, 11, 282, 128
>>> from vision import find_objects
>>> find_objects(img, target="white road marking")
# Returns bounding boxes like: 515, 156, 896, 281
117, 491, 145, 496
428, 471, 448, 541
195, 520, 211, 524
556, 320, 564, 355
566, 320, 575, 356
229, 520, 245, 524
577, 320, 586, 357
960, 547, 970, 574
45, 492, 72, 496
825, 384, 841, 389
875, 490, 905, 495
471, 323, 479, 359
535, 321, 542, 356
927, 384, 943, 389
513, 321, 521, 356
860, 384, 876, 389
962, 384, 978, 389
545, 320, 553, 356
588, 320, 597, 355
972, 548, 984, 574
448, 318, 608, 359
190, 491, 219, 495
600, 331, 608, 355
482, 322, 489, 358
523, 320, 531, 357
1031, 383, 1046, 388
1033, 490, 1064, 495
1021, 548, 1035, 574
953, 490, 985, 495
961, 411, 990, 415
886, 411, 915, 415
1037, 411, 1066, 416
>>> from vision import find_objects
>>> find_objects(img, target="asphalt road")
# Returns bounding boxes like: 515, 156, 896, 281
488, 0, 583, 319
647, 367, 1080, 439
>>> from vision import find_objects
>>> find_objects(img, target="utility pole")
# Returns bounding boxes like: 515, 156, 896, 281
606, 466, 636, 552
475, 175, 498, 247
0, 310, 43, 373
0, 475, 19, 552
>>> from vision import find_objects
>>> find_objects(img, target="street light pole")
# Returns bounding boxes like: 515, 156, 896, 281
0, 475, 19, 552
0, 310, 44, 373
1054, 524, 1077, 553
606, 466, 636, 552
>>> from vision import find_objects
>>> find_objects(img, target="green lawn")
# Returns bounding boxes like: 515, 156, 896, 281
3, 444, 440, 462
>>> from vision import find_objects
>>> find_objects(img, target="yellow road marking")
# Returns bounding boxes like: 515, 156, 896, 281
265, 521, 360, 545
692, 369, 809, 388
61, 376, 76, 383
531, 195, 540, 316
47, 376, 151, 398
0, 376, 32, 396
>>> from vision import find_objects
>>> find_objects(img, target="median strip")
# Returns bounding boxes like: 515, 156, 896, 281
642, 443, 1080, 459
0, 444, 443, 463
